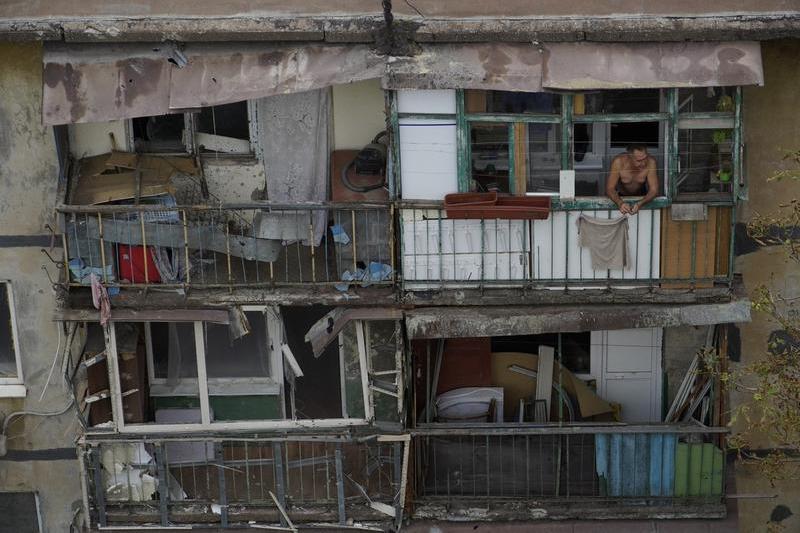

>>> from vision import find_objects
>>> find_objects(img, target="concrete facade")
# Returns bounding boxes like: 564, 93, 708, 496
735, 39, 800, 533
0, 10, 797, 533
0, 42, 81, 533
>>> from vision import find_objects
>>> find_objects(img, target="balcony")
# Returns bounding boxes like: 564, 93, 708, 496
399, 201, 735, 300
57, 201, 394, 297
82, 435, 407, 530
411, 424, 728, 521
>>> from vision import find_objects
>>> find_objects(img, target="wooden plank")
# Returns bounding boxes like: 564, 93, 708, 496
714, 207, 732, 276
649, 434, 663, 496
700, 443, 714, 496
660, 207, 731, 288
675, 442, 689, 497
609, 433, 622, 497
634, 433, 649, 496
688, 443, 703, 496
195, 132, 251, 154
595, 434, 609, 497
711, 445, 724, 496
535, 346, 554, 419
464, 89, 487, 114
621, 434, 636, 496
54, 308, 230, 324
662, 434, 677, 497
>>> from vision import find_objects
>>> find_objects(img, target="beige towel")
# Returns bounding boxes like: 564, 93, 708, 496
576, 214, 629, 270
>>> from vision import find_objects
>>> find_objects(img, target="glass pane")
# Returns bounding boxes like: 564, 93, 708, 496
132, 114, 185, 152
487, 91, 560, 114
677, 128, 734, 195
203, 312, 278, 421
573, 121, 665, 197
0, 284, 16, 377
527, 123, 561, 193
196, 101, 249, 139
144, 322, 202, 425
579, 89, 661, 114
470, 123, 510, 192
678, 87, 735, 113
204, 312, 270, 378
340, 323, 366, 419
368, 321, 400, 423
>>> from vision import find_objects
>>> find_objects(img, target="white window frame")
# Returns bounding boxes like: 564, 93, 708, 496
101, 306, 371, 434
0, 281, 25, 397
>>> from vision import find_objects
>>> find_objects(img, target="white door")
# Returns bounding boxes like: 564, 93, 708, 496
590, 328, 663, 423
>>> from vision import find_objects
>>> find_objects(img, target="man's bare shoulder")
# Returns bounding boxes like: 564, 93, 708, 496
610, 154, 627, 167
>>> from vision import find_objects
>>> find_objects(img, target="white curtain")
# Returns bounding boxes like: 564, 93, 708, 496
253, 89, 331, 246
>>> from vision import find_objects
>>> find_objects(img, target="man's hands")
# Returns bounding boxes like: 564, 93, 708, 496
618, 202, 641, 215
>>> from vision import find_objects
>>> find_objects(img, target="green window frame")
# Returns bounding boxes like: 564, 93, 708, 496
391, 88, 743, 208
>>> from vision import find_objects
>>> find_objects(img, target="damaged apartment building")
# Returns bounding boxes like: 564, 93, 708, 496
0, 2, 798, 532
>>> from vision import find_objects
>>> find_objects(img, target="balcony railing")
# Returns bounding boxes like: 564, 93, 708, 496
411, 424, 728, 520
82, 435, 407, 529
56, 201, 734, 293
57, 202, 394, 290
400, 202, 734, 290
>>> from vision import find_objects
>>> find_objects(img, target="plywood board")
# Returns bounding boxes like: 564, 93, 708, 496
535, 346, 555, 418
660, 206, 732, 288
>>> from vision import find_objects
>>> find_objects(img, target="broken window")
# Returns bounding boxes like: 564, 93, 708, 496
194, 101, 252, 154
131, 113, 187, 153
128, 101, 252, 155
98, 306, 387, 432
0, 282, 24, 396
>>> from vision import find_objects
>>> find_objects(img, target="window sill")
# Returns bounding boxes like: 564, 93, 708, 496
551, 196, 671, 211
0, 384, 27, 398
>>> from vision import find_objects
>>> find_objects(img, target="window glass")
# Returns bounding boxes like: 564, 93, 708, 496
151, 322, 198, 379
573, 121, 665, 197
470, 123, 510, 192
677, 127, 734, 196
487, 91, 560, 114
204, 312, 270, 378
465, 90, 561, 114
0, 284, 17, 378
120, 322, 202, 425
368, 321, 400, 423
578, 89, 661, 114
526, 123, 561, 193
678, 87, 735, 114
132, 114, 185, 152
196, 102, 250, 140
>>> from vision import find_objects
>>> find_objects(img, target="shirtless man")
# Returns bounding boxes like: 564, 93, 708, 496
606, 144, 659, 215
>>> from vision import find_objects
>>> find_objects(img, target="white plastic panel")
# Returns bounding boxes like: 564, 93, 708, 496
399, 118, 458, 200
531, 208, 661, 284
396, 89, 457, 114
401, 213, 528, 282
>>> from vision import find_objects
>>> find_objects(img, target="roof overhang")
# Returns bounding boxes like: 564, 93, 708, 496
3, 2, 800, 43
42, 40, 763, 125
404, 300, 752, 339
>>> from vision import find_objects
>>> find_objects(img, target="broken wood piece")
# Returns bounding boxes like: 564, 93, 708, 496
268, 490, 297, 532
281, 344, 304, 378
195, 132, 252, 154
535, 346, 555, 421
71, 152, 198, 205
304, 307, 403, 357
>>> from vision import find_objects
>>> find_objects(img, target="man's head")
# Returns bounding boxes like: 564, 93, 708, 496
626, 144, 649, 170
